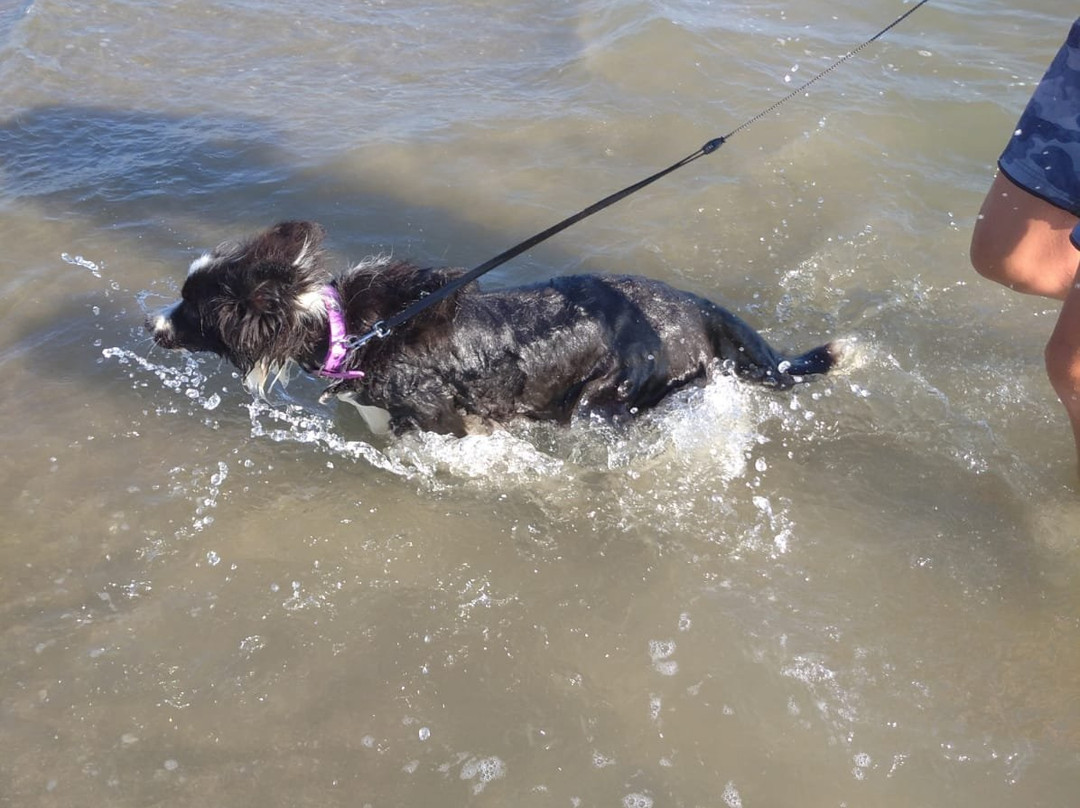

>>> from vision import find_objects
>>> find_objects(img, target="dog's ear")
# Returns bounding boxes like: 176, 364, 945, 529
259, 221, 326, 271
215, 274, 296, 369
246, 279, 287, 317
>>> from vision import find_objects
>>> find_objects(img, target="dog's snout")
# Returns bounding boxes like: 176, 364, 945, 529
146, 308, 177, 347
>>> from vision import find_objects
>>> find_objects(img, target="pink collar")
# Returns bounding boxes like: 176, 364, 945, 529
317, 287, 365, 380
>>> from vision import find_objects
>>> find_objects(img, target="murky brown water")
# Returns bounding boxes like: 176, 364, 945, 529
3, 0, 1080, 805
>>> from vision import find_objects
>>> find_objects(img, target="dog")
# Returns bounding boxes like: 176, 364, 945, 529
147, 221, 838, 435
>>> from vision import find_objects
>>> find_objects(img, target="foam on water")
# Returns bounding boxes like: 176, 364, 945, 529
721, 781, 743, 808
459, 755, 505, 794
649, 639, 678, 676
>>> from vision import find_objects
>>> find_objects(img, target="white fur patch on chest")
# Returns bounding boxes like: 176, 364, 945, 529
244, 359, 302, 397
337, 393, 392, 435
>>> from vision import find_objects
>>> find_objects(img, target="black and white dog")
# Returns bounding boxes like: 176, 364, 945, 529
147, 221, 838, 435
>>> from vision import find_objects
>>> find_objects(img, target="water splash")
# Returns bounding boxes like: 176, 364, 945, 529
106, 336, 843, 554
61, 252, 102, 278
103, 347, 222, 411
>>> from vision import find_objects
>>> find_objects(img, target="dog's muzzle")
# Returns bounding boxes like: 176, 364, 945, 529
146, 306, 178, 348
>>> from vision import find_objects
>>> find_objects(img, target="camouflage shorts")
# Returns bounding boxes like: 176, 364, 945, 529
999, 17, 1080, 217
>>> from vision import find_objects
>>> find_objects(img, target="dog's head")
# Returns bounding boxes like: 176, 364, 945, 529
147, 221, 331, 383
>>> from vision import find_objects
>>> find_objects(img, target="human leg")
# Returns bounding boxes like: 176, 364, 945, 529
972, 174, 1080, 469
970, 171, 1080, 300
1046, 261, 1080, 470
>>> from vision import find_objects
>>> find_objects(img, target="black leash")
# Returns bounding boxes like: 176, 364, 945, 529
346, 0, 931, 350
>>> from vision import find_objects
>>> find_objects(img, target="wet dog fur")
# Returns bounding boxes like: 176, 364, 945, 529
147, 221, 837, 435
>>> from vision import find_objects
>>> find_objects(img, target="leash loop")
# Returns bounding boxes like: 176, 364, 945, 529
702, 136, 726, 155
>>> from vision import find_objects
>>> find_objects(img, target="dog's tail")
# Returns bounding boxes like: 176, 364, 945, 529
782, 342, 838, 378
703, 301, 843, 389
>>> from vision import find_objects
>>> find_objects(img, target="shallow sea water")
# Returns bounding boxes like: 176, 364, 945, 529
3, 0, 1080, 805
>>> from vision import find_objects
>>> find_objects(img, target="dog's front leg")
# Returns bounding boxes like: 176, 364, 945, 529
388, 401, 468, 437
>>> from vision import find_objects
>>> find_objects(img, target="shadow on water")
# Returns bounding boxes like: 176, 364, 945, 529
0, 2, 31, 43
0, 105, 297, 234
0, 103, 595, 260
0, 103, 586, 380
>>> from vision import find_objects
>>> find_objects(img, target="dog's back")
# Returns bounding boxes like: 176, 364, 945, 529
348, 271, 835, 431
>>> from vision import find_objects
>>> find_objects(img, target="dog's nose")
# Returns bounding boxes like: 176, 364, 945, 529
145, 311, 175, 347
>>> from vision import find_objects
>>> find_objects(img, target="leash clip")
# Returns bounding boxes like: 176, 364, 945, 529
344, 320, 391, 350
